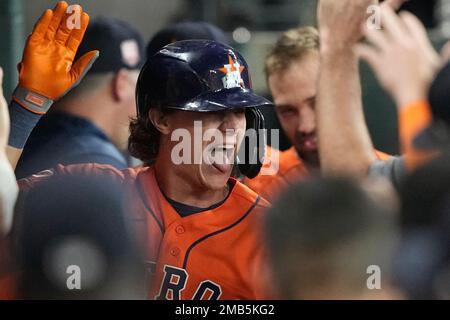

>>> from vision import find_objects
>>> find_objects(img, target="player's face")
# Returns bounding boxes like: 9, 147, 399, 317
268, 52, 320, 167
167, 109, 246, 190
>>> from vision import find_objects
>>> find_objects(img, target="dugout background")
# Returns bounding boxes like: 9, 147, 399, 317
0, 0, 447, 155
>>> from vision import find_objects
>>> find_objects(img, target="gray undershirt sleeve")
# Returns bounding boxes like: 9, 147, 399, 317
368, 156, 406, 190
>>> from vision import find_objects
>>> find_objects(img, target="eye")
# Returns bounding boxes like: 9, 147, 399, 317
280, 108, 296, 116
233, 108, 245, 115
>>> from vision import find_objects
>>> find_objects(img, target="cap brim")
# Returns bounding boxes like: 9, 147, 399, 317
171, 88, 273, 112
413, 121, 450, 150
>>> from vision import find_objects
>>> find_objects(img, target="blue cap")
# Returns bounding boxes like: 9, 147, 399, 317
75, 17, 145, 74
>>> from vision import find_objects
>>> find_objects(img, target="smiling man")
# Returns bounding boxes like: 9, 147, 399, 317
127, 41, 272, 299
267, 27, 321, 169
6, 2, 272, 300
244, 27, 390, 202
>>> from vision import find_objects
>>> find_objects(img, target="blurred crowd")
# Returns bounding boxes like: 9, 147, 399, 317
0, 0, 449, 300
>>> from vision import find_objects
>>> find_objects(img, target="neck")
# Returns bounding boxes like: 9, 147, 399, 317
153, 151, 230, 208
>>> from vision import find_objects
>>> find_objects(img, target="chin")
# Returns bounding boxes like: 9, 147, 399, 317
296, 149, 320, 168
199, 164, 232, 190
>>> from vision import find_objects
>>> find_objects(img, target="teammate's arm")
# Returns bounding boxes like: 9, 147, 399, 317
6, 1, 98, 169
316, 0, 427, 183
316, 0, 379, 177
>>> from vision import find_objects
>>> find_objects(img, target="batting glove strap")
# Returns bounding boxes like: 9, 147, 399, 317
12, 86, 53, 115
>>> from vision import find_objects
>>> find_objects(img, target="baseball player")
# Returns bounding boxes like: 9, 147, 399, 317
6, 2, 272, 300
244, 26, 390, 202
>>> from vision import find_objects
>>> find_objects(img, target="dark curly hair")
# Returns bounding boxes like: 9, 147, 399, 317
128, 109, 175, 165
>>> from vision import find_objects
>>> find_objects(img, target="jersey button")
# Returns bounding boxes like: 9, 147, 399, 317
170, 247, 180, 256
176, 225, 185, 234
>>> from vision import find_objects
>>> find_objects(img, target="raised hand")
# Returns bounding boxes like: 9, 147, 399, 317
317, 0, 408, 52
355, 6, 440, 108
14, 1, 98, 114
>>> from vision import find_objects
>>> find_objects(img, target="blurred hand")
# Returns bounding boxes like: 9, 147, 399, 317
318, 0, 408, 52
16, 1, 98, 109
0, 67, 18, 237
0, 67, 9, 151
355, 7, 441, 108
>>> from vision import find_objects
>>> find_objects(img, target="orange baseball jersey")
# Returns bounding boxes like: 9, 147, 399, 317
243, 146, 309, 203
244, 145, 391, 203
18, 164, 270, 300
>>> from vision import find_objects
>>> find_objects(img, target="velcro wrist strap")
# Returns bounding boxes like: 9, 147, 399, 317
12, 86, 53, 115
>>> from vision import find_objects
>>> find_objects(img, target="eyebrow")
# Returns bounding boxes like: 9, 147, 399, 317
276, 96, 316, 109
276, 104, 295, 110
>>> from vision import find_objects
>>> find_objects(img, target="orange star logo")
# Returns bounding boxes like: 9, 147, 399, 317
218, 55, 245, 75
217, 55, 246, 89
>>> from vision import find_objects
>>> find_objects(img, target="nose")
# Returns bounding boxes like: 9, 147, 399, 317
297, 105, 315, 135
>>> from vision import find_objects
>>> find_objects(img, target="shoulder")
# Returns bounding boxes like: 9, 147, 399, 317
18, 163, 144, 190
231, 178, 271, 209
251, 145, 306, 179
243, 146, 307, 198
277, 147, 306, 176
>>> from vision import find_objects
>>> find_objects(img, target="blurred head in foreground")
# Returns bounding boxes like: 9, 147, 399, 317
15, 174, 145, 299
396, 153, 450, 300
265, 177, 400, 300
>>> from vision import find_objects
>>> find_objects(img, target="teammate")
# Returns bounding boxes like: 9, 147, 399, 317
15, 17, 144, 179
244, 26, 390, 202
314, 0, 442, 187
6, 2, 272, 300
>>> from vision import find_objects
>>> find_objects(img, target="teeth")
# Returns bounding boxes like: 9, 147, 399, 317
208, 146, 234, 165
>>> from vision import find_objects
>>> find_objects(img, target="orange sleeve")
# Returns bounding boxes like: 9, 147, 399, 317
398, 101, 440, 171
399, 100, 432, 154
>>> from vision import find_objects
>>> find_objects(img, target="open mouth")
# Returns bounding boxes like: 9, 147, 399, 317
207, 145, 235, 174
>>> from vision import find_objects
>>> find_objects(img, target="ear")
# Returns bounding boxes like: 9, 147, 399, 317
149, 108, 171, 135
111, 68, 129, 102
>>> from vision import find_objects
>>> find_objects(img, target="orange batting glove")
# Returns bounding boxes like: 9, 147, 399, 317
13, 1, 99, 115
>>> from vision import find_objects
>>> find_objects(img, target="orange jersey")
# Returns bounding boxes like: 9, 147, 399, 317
243, 146, 309, 203
244, 146, 391, 203
18, 164, 270, 300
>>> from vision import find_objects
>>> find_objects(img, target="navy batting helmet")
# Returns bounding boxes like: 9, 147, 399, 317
135, 40, 272, 178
